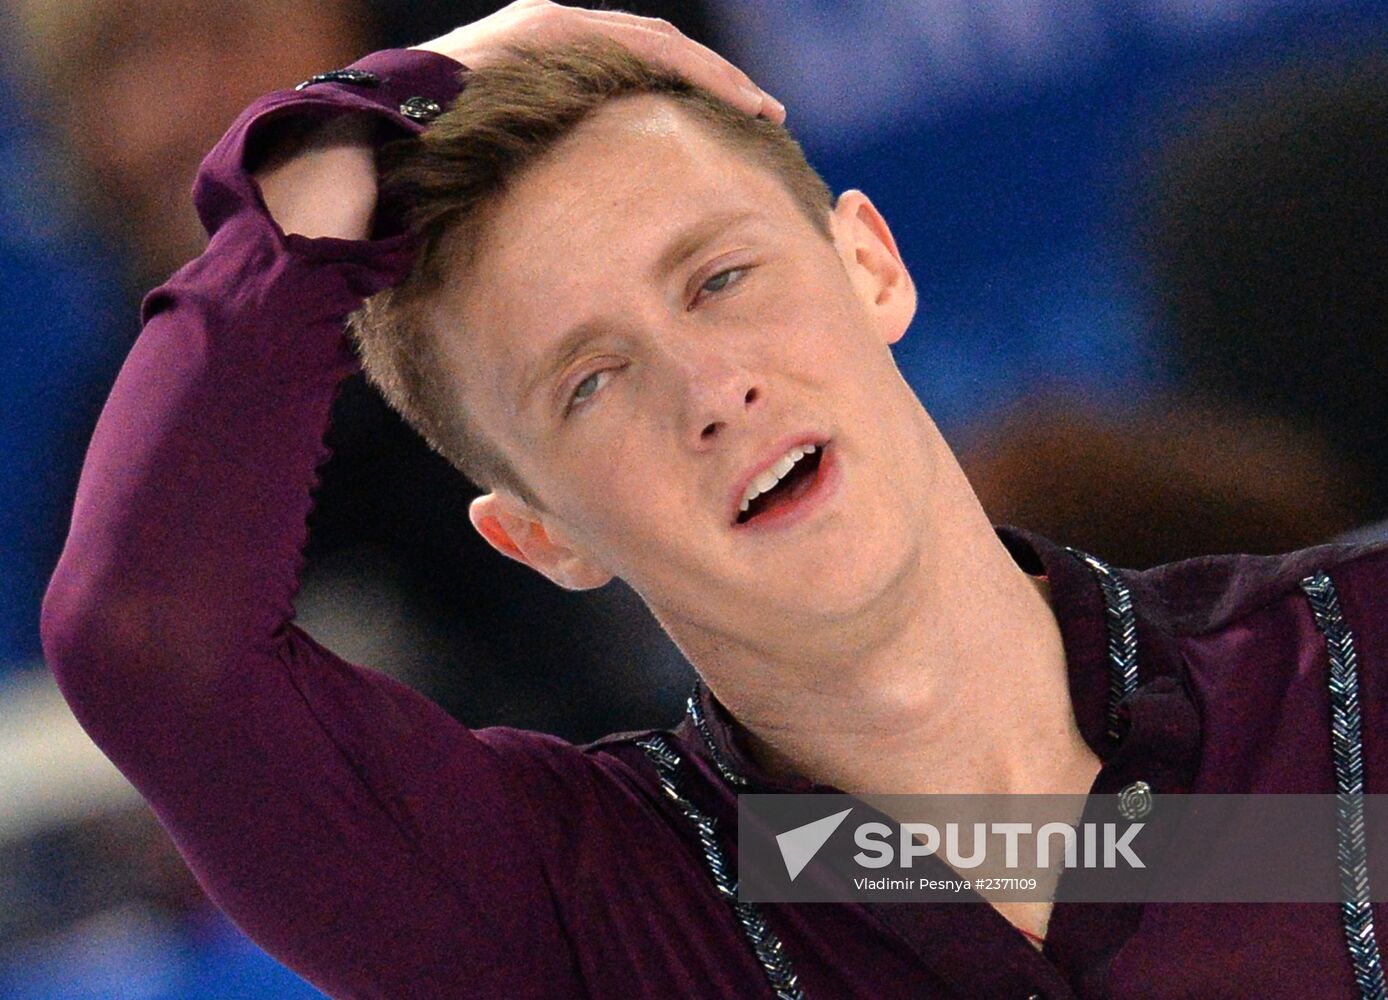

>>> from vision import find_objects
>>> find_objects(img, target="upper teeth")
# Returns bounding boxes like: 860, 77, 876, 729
739, 444, 817, 512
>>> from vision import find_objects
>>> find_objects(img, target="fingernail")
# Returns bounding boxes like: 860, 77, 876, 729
768, 95, 787, 121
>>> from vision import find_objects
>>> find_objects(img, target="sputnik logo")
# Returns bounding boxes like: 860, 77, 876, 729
775, 808, 853, 881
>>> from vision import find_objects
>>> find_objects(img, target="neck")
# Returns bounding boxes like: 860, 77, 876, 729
675, 453, 1098, 798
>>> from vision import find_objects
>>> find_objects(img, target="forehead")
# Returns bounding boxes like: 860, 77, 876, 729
473, 95, 797, 293
433, 95, 809, 424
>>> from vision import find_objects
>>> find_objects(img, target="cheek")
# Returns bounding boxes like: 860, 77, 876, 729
751, 268, 864, 353
556, 430, 663, 539
582, 440, 718, 576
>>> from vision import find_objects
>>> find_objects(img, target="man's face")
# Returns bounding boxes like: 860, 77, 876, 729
437, 96, 934, 656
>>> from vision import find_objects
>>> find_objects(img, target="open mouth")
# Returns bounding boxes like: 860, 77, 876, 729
735, 445, 826, 525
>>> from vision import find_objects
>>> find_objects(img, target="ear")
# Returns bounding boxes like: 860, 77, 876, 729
830, 189, 916, 345
468, 491, 614, 591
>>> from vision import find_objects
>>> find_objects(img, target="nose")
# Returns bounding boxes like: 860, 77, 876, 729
670, 348, 763, 449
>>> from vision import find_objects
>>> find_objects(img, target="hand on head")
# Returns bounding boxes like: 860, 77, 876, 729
412, 0, 785, 123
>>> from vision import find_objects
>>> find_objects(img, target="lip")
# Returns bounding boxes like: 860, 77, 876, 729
727, 433, 835, 530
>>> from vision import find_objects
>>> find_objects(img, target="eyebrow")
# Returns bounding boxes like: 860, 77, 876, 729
649, 209, 760, 285
514, 209, 762, 413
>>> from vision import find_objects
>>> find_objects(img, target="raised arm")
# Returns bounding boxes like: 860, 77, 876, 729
37, 44, 547, 995
40, 6, 779, 994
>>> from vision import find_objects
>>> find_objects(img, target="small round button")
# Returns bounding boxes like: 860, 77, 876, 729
1117, 780, 1153, 820
399, 96, 443, 121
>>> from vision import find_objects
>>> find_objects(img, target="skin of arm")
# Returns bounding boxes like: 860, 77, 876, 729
254, 114, 378, 241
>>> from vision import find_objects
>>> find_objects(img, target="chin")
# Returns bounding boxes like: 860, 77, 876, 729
779, 535, 921, 625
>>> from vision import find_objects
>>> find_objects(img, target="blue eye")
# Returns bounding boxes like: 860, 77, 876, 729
702, 269, 738, 294
572, 372, 601, 404
566, 367, 620, 413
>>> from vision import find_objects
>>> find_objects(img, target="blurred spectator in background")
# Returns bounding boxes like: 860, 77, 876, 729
1142, 42, 1388, 523
958, 37, 1388, 567
17, 0, 371, 294
958, 396, 1369, 568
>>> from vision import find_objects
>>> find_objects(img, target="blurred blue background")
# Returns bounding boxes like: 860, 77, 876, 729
6, 0, 1388, 994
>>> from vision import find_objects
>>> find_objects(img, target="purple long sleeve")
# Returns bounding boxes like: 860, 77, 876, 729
37, 50, 638, 998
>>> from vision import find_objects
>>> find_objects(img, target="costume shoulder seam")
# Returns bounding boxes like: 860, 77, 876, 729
1128, 537, 1388, 637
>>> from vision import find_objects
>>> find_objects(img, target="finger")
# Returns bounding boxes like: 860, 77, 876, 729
569, 12, 785, 122
576, 11, 745, 84
528, 6, 785, 121
596, 21, 782, 122
579, 12, 781, 114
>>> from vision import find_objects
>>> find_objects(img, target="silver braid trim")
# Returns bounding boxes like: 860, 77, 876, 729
688, 685, 749, 786
1068, 548, 1140, 740
1300, 572, 1387, 1000
637, 734, 803, 999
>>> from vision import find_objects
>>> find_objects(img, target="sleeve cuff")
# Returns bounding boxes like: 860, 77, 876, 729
190, 48, 467, 275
